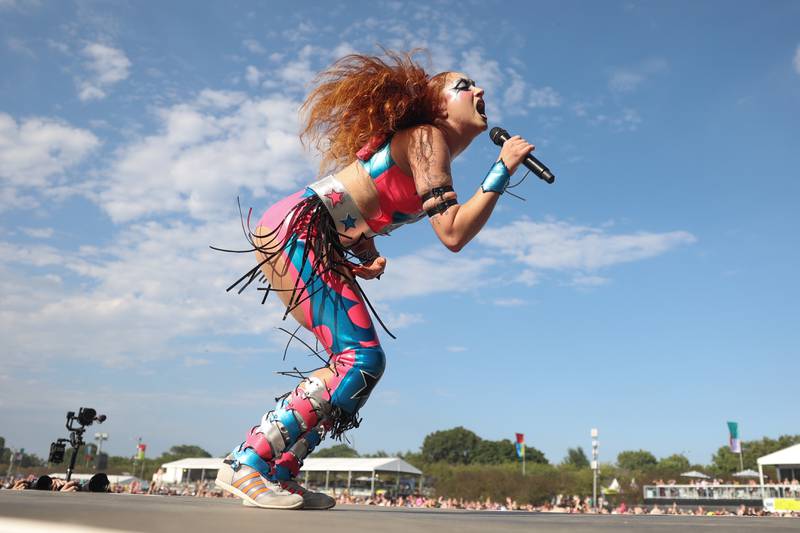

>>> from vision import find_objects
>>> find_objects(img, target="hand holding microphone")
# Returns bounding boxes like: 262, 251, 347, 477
490, 127, 555, 184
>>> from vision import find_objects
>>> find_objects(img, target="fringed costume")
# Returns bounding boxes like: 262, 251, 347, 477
218, 135, 427, 484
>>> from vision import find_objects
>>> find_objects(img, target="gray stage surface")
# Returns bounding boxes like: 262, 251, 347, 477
1, 491, 798, 533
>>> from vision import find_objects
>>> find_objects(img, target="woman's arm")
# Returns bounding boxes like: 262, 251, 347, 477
347, 237, 386, 279
408, 125, 534, 252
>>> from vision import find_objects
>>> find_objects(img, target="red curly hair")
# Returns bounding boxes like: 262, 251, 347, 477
300, 50, 448, 173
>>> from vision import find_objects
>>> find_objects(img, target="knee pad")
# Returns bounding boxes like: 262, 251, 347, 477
330, 345, 386, 415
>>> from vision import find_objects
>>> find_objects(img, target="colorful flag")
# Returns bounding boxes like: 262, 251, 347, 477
137, 443, 147, 461
515, 433, 525, 459
727, 421, 741, 453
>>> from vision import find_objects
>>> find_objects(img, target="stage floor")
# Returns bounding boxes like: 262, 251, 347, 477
0, 491, 798, 533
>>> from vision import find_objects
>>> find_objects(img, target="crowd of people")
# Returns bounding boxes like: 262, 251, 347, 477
651, 477, 799, 487
3, 474, 798, 517
1, 473, 110, 492
647, 477, 800, 500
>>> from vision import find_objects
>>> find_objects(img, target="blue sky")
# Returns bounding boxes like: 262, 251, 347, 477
1, 0, 798, 467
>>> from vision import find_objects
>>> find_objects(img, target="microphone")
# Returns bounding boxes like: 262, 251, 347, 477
489, 127, 555, 184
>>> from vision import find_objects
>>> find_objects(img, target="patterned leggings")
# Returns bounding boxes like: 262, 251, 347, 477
232, 189, 385, 482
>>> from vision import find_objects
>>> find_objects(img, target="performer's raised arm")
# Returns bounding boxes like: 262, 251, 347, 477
404, 74, 534, 252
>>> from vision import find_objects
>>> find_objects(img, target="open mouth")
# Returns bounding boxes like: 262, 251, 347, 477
476, 98, 486, 120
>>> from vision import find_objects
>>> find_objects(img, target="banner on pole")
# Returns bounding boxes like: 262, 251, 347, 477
137, 443, 146, 461
727, 421, 741, 453
515, 433, 525, 459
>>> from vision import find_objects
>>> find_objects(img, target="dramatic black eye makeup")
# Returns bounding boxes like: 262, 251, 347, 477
453, 78, 476, 91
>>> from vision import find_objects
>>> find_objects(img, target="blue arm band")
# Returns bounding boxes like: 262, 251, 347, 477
481, 159, 511, 194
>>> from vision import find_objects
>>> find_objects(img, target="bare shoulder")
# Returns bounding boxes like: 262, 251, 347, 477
395, 125, 452, 192
400, 124, 449, 155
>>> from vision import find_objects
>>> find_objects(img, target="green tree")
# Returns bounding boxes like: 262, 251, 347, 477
711, 434, 800, 475
399, 450, 425, 469
562, 447, 590, 468
19, 452, 45, 468
617, 450, 658, 471
167, 445, 211, 458
472, 439, 517, 464
313, 444, 359, 458
422, 427, 482, 464
523, 446, 549, 465
363, 450, 389, 458
657, 454, 690, 471
471, 439, 549, 465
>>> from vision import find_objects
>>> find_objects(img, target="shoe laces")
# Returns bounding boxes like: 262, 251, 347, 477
279, 480, 308, 495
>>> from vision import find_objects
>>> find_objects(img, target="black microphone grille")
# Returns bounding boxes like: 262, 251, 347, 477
489, 127, 509, 146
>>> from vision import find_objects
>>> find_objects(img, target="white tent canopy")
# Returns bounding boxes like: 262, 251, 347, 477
158, 456, 422, 494
757, 443, 800, 497
159, 457, 225, 484
302, 457, 422, 475
757, 444, 800, 467
680, 470, 710, 479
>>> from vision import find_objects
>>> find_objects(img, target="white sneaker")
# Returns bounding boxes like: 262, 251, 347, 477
215, 460, 303, 510
242, 479, 335, 510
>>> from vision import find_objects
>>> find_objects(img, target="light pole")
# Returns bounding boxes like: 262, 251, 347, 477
94, 432, 108, 470
591, 428, 599, 513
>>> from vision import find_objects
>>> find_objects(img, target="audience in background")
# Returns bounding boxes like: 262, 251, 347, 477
2, 473, 797, 517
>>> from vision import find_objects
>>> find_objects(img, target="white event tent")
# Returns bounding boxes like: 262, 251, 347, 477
158, 456, 423, 495
758, 443, 800, 488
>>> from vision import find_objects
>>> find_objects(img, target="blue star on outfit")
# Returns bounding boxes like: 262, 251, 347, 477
340, 213, 357, 230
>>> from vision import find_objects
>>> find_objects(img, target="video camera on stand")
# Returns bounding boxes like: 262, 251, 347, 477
49, 407, 106, 482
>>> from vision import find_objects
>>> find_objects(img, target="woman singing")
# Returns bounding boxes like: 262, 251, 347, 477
215, 50, 535, 510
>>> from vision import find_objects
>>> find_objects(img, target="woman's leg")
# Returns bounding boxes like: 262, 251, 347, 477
228, 193, 385, 506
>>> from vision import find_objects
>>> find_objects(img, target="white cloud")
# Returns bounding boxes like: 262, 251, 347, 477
331, 42, 357, 59
78, 42, 131, 101
0, 0, 40, 11
0, 219, 284, 368
614, 108, 642, 131
493, 298, 526, 307
272, 45, 316, 89
502, 69, 527, 110
367, 247, 496, 301
6, 37, 35, 57
245, 65, 262, 86
20, 227, 54, 238
478, 217, 696, 272
608, 58, 667, 93
609, 71, 644, 93
589, 107, 643, 132
570, 274, 610, 287
243, 39, 266, 54
381, 311, 423, 329
47, 39, 69, 54
446, 346, 467, 352
99, 90, 311, 222
184, 356, 210, 367
0, 113, 99, 210
78, 84, 106, 101
529, 86, 562, 108
794, 45, 800, 75
572, 102, 589, 117
460, 48, 502, 94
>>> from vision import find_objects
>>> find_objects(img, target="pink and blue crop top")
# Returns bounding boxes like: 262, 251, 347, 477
356, 136, 425, 235
309, 135, 431, 240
